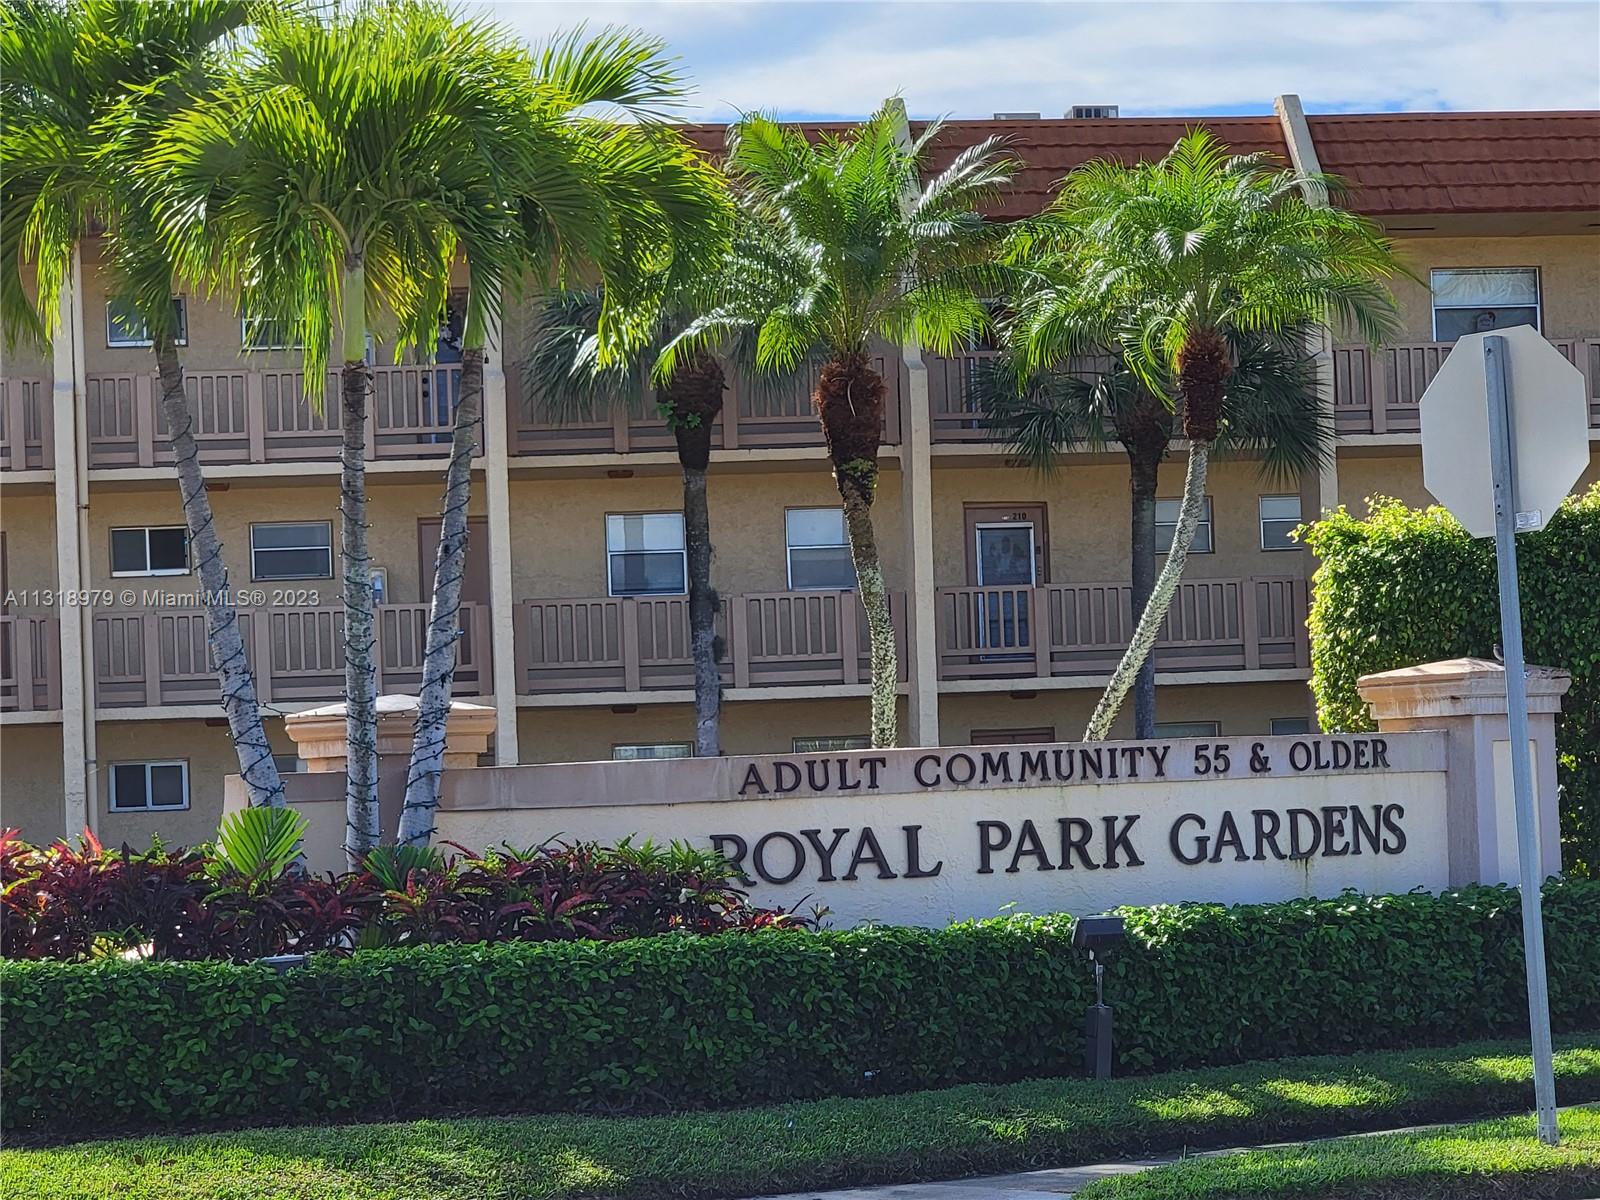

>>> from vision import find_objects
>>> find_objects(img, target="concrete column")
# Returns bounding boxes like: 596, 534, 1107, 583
480, 307, 521, 763
1274, 93, 1340, 517
1358, 657, 1569, 886
52, 246, 94, 836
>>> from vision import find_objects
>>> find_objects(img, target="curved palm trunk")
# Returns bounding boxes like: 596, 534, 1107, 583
1128, 451, 1161, 739
1086, 442, 1210, 741
154, 337, 285, 807
397, 346, 483, 846
665, 351, 725, 758
340, 257, 378, 868
817, 350, 896, 748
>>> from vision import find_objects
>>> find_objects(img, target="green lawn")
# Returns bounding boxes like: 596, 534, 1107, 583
1078, 1105, 1600, 1200
5, 1036, 1600, 1200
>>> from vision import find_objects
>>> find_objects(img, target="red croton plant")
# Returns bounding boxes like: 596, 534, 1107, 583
0, 824, 807, 963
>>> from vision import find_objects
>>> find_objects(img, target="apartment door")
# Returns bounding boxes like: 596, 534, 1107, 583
416, 517, 490, 605
964, 504, 1048, 654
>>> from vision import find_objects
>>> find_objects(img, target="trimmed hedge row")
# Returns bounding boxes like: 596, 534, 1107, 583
4, 880, 1599, 1134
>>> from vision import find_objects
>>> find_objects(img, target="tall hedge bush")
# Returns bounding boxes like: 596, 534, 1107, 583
1302, 485, 1600, 877
5, 880, 1599, 1134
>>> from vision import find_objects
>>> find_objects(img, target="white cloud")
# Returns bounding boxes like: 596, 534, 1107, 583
482, 0, 1600, 120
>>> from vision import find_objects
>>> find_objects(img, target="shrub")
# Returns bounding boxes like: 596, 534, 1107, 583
4, 879, 1598, 1133
1301, 486, 1600, 877
0, 830, 801, 962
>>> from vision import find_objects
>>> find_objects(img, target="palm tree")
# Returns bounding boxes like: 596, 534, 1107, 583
525, 288, 733, 756
399, 31, 729, 833
978, 337, 1325, 737
146, 1, 544, 866
659, 100, 1013, 748
1004, 130, 1402, 740
0, 0, 286, 808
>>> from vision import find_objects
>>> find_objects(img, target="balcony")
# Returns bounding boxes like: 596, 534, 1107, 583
935, 576, 1309, 681
514, 578, 1305, 698
1, 378, 52, 471
91, 602, 492, 709
1332, 336, 1600, 436
0, 615, 62, 713
508, 352, 904, 457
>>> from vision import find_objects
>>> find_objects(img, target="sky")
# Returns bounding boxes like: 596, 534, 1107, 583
480, 0, 1600, 122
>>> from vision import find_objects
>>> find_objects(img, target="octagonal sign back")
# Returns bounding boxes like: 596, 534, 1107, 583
1419, 324, 1590, 538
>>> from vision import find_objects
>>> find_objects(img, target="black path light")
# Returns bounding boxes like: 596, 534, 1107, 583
1073, 913, 1125, 1080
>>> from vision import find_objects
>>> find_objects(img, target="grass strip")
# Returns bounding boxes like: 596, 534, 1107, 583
4, 1035, 1600, 1200
1078, 1105, 1600, 1200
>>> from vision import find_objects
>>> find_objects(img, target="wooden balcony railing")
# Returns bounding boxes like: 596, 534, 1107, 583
0, 615, 62, 712
71, 364, 473, 469
935, 575, 1310, 681
515, 590, 908, 695
1333, 335, 1600, 435
0, 377, 52, 471
509, 353, 905, 457
92, 602, 491, 709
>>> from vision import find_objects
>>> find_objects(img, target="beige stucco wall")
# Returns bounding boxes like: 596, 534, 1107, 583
0, 724, 65, 841
79, 479, 483, 605
931, 458, 1317, 585
1, 492, 60, 611
1388, 234, 1600, 342
1338, 447, 1600, 514
507, 469, 906, 600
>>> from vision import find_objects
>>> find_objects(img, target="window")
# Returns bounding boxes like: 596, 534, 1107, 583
107, 297, 186, 348
271, 755, 307, 775
612, 743, 691, 761
1430, 268, 1540, 341
1270, 717, 1312, 736
250, 522, 333, 580
793, 735, 870, 753
786, 508, 855, 590
240, 315, 302, 351
110, 526, 189, 576
606, 513, 686, 596
971, 727, 1057, 745
1156, 497, 1213, 554
1155, 720, 1221, 738
1259, 495, 1303, 551
109, 761, 189, 812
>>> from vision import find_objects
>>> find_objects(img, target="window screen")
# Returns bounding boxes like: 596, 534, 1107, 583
1431, 268, 1540, 340
1156, 497, 1213, 554
606, 513, 686, 596
251, 522, 333, 579
1259, 495, 1303, 551
786, 508, 855, 590
111, 527, 189, 576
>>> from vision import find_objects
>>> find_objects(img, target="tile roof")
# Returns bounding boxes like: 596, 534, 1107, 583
679, 111, 1600, 220
1305, 112, 1600, 215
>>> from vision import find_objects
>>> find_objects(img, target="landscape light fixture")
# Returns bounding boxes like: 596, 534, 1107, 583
1073, 913, 1125, 1080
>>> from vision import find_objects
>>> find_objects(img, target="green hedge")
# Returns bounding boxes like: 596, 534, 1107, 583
1302, 486, 1600, 877
5, 881, 1600, 1134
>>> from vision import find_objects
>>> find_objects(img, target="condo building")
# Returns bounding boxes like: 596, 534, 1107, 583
2, 98, 1597, 847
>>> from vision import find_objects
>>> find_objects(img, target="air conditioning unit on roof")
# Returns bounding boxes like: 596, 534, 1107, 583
1069, 105, 1120, 119
993, 112, 1041, 120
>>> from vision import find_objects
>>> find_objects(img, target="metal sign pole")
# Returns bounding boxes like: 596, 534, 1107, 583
1483, 335, 1560, 1146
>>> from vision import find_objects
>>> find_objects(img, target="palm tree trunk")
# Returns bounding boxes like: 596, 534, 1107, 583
340, 256, 378, 867
1128, 452, 1161, 739
154, 337, 285, 808
816, 350, 896, 748
397, 347, 482, 846
664, 350, 725, 758
682, 463, 720, 756
1085, 441, 1210, 741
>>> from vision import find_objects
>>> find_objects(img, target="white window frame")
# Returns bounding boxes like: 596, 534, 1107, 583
109, 526, 191, 577
1155, 720, 1222, 738
605, 512, 687, 598
107, 297, 187, 349
1270, 717, 1313, 736
1258, 495, 1304, 552
785, 506, 855, 591
1429, 267, 1542, 341
240, 315, 303, 352
1156, 497, 1214, 555
250, 521, 334, 581
792, 735, 871, 753
108, 760, 190, 813
612, 742, 692, 761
